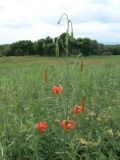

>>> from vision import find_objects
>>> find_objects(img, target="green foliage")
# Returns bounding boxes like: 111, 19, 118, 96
34, 39, 45, 56
0, 44, 10, 56
1, 35, 120, 57
0, 36, 104, 57
105, 44, 120, 55
5, 40, 34, 56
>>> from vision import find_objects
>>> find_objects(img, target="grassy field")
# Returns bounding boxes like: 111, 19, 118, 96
0, 55, 120, 160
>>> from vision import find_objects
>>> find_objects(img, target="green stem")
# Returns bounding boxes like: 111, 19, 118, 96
57, 13, 71, 158
66, 24, 69, 120
57, 13, 70, 120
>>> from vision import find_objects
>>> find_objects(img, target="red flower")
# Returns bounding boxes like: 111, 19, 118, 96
61, 120, 76, 131
73, 105, 83, 115
52, 85, 63, 94
36, 122, 48, 132
73, 96, 86, 115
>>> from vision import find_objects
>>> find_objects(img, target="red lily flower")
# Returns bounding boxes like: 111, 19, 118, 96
44, 67, 48, 83
61, 120, 76, 131
73, 96, 86, 115
52, 85, 63, 94
73, 105, 83, 115
36, 122, 48, 132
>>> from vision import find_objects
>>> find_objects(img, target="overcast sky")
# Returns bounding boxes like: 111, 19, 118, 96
0, 0, 120, 44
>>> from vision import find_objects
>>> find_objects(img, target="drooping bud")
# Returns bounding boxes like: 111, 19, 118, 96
91, 97, 95, 111
44, 67, 48, 83
80, 57, 84, 71
69, 20, 74, 38
81, 96, 86, 112
71, 31, 74, 39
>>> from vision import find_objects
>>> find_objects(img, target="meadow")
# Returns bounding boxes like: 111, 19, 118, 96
0, 55, 120, 160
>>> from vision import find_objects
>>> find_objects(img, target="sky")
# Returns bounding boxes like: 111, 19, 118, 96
0, 0, 120, 44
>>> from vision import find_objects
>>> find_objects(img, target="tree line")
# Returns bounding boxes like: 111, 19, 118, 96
0, 33, 120, 57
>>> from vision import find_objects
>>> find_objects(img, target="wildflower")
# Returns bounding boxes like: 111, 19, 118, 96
73, 105, 83, 115
107, 129, 113, 136
61, 120, 76, 131
36, 122, 48, 132
73, 96, 86, 115
52, 85, 63, 94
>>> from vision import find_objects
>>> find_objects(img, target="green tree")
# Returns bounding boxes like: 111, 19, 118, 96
81, 38, 92, 56
7, 40, 34, 56
34, 39, 45, 56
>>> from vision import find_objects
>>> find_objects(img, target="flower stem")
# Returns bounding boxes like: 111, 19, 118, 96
57, 13, 70, 120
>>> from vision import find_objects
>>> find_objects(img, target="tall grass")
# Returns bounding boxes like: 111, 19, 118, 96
0, 56, 120, 159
